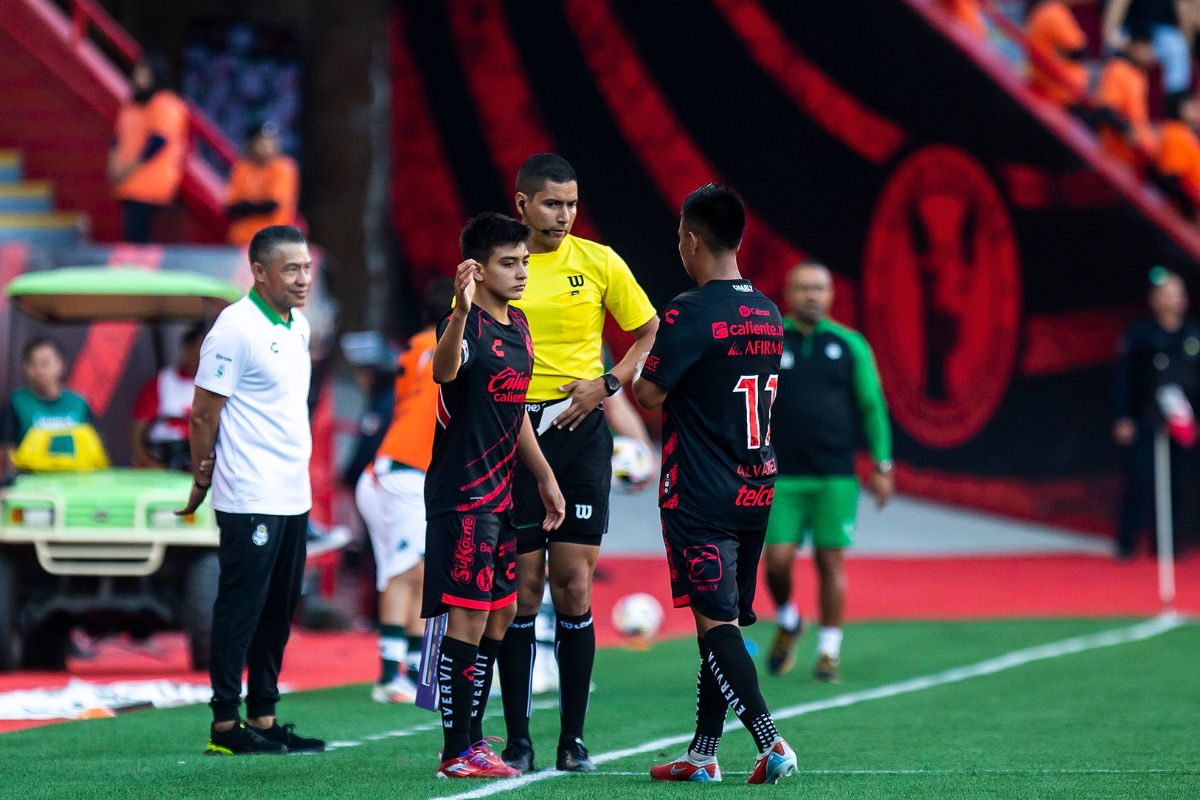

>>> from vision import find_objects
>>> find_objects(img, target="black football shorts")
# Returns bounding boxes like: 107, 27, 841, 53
660, 509, 766, 627
512, 400, 613, 553
421, 511, 517, 618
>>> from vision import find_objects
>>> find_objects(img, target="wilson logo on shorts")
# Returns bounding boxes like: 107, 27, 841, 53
575, 504, 593, 520
451, 517, 476, 585
683, 545, 722, 583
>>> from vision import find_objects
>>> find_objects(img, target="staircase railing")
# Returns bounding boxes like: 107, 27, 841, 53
65, 0, 240, 172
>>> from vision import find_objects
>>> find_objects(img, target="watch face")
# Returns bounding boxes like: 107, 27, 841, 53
604, 374, 620, 395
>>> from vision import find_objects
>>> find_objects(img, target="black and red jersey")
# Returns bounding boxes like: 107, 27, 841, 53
425, 305, 534, 517
639, 279, 784, 527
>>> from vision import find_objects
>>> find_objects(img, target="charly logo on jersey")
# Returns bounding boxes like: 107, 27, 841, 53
270, 341, 279, 354
825, 342, 843, 360
252, 524, 269, 546
732, 282, 753, 293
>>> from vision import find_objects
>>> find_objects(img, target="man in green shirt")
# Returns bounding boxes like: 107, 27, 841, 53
765, 263, 893, 683
0, 338, 95, 471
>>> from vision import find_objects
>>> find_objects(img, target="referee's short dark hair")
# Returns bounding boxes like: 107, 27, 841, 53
460, 213, 529, 265
249, 225, 307, 267
516, 153, 577, 196
681, 183, 746, 253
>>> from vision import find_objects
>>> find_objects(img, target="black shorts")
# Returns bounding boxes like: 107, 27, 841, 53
511, 400, 612, 553
661, 509, 766, 627
421, 511, 517, 618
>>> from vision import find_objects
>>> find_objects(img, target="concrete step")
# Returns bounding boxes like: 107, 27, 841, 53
0, 211, 85, 245
0, 180, 52, 212
0, 150, 22, 183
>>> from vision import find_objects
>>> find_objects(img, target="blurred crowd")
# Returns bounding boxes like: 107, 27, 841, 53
936, 0, 1200, 220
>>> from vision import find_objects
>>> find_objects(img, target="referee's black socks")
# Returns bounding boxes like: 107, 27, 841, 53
556, 609, 595, 743
438, 636, 478, 759
703, 624, 779, 754
498, 614, 537, 742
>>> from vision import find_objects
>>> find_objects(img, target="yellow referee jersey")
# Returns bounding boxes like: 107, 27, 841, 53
512, 234, 656, 402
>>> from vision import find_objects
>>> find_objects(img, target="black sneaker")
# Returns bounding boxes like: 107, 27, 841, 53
556, 737, 595, 772
502, 738, 535, 773
205, 722, 287, 756
253, 722, 326, 753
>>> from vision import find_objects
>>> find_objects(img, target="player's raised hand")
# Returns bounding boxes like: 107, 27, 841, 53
453, 259, 479, 315
538, 475, 566, 530
555, 377, 607, 430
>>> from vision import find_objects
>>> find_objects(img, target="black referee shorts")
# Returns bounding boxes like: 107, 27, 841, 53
511, 400, 612, 554
661, 509, 766, 627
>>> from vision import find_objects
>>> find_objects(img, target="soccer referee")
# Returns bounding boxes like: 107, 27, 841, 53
765, 262, 893, 684
498, 153, 659, 773
177, 225, 324, 755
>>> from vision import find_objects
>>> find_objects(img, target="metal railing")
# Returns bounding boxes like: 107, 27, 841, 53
65, 0, 240, 172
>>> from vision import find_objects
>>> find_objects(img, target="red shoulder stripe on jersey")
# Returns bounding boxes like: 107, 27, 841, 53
436, 385, 451, 428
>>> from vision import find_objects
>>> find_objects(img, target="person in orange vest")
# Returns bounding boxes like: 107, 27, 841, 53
1096, 30, 1159, 169
225, 122, 300, 247
354, 279, 453, 704
108, 55, 189, 243
1156, 91, 1200, 217
1026, 1, 1089, 110
937, 0, 987, 38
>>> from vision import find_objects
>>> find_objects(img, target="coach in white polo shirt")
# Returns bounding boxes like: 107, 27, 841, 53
177, 225, 324, 756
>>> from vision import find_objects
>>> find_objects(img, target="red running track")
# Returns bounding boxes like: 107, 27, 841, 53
2, 553, 1194, 734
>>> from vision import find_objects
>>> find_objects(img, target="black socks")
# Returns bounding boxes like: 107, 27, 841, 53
703, 624, 779, 754
691, 637, 726, 757
498, 614, 536, 742
555, 610, 595, 743
438, 636, 478, 759
469, 636, 502, 744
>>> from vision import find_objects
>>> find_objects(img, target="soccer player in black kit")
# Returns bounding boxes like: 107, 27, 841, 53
423, 213, 565, 779
634, 184, 797, 784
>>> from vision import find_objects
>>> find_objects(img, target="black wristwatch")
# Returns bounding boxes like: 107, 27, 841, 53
600, 372, 621, 396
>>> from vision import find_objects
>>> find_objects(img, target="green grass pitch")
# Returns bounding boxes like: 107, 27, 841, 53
2, 617, 1196, 799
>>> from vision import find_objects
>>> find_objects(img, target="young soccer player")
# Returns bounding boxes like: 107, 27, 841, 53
423, 213, 566, 779
633, 184, 797, 784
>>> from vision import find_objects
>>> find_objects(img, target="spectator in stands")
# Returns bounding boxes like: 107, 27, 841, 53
108, 55, 189, 244
1114, 268, 1200, 560
226, 122, 300, 247
1103, 0, 1195, 95
131, 324, 204, 471
1027, 1, 1090, 109
1155, 91, 1200, 216
937, 0, 988, 38
1097, 30, 1159, 168
0, 338, 107, 473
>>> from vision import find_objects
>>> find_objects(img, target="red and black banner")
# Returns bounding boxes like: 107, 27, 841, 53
390, 0, 1200, 534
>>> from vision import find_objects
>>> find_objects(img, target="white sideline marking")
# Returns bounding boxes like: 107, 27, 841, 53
433, 614, 1188, 800
594, 768, 1194, 777
325, 699, 559, 751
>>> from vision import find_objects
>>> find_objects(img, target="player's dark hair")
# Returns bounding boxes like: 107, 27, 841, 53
681, 183, 746, 252
421, 278, 455, 328
22, 336, 64, 364
181, 322, 206, 347
249, 225, 307, 267
459, 213, 529, 265
516, 153, 577, 196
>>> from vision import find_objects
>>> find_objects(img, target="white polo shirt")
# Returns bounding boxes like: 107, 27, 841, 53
195, 290, 313, 516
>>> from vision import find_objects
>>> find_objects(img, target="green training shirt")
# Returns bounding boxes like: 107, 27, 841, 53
772, 317, 891, 477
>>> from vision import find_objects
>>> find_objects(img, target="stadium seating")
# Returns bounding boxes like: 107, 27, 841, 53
0, 149, 83, 246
